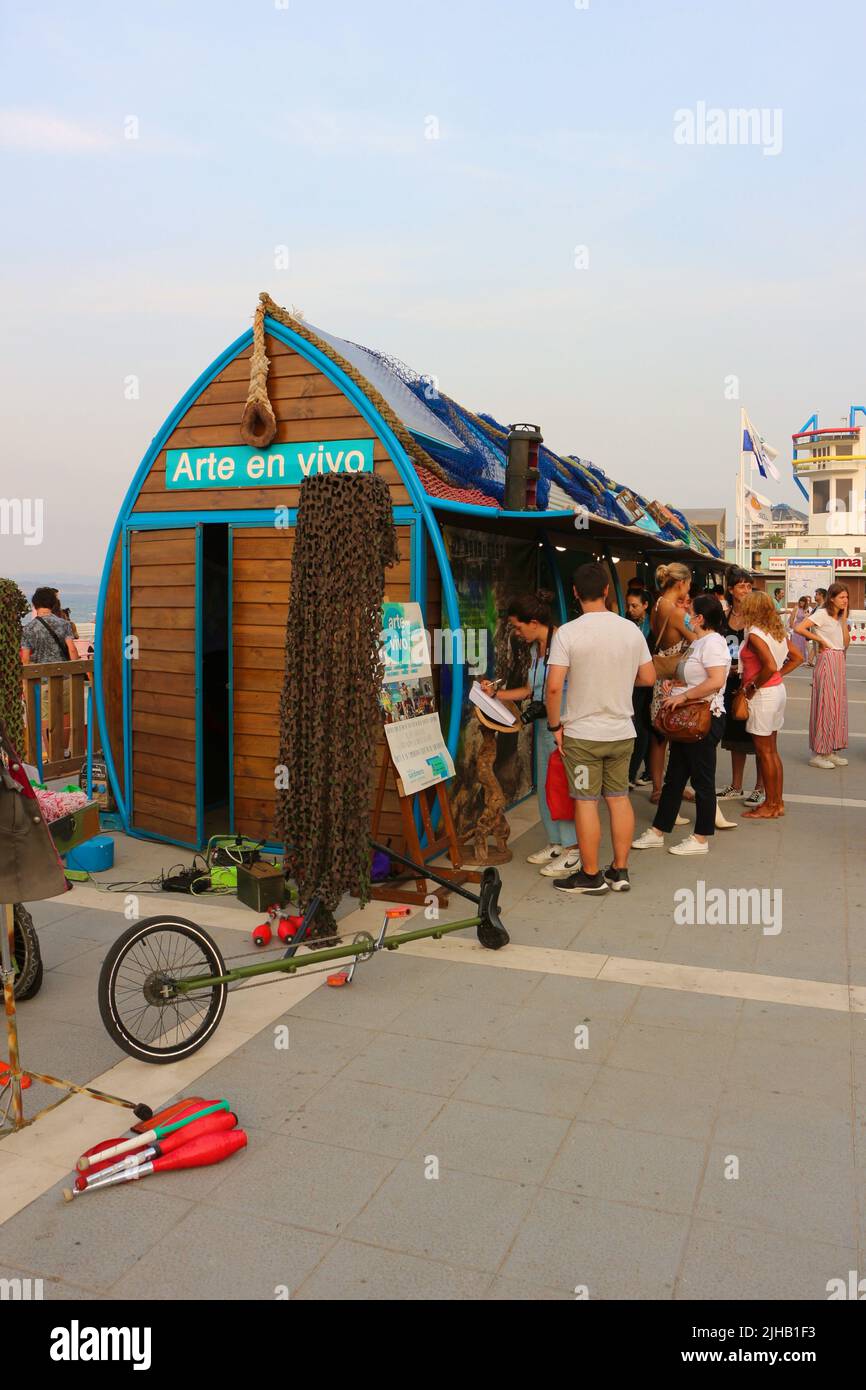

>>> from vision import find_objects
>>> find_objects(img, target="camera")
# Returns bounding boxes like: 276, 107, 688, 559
520, 700, 548, 725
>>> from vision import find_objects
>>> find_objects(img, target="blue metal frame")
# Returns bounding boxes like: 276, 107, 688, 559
540, 532, 569, 623
194, 523, 204, 846
85, 683, 94, 799
121, 527, 132, 823
227, 524, 235, 835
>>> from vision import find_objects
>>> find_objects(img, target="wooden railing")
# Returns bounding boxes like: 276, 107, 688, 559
21, 659, 93, 782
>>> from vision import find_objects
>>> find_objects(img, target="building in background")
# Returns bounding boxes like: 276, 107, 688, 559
747, 501, 807, 546
791, 409, 866, 554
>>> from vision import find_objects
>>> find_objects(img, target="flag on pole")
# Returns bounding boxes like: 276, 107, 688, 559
743, 483, 773, 523
742, 411, 780, 481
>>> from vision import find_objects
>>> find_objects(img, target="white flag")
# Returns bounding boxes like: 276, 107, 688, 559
742, 411, 781, 482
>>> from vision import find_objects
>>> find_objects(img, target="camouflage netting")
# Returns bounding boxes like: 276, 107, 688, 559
274, 473, 399, 935
0, 578, 28, 749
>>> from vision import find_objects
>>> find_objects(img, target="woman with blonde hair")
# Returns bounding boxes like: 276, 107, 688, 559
738, 590, 803, 819
647, 561, 693, 804
795, 582, 851, 769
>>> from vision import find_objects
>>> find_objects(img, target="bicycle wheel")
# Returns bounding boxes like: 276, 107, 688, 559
98, 916, 228, 1064
12, 904, 42, 1000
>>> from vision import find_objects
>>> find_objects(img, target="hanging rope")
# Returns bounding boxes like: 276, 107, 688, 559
275, 473, 399, 936
240, 300, 278, 448
254, 292, 452, 483
0, 579, 27, 749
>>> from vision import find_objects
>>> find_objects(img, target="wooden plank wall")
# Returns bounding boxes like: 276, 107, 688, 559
132, 335, 411, 513
232, 527, 293, 842
233, 524, 415, 846
128, 529, 198, 843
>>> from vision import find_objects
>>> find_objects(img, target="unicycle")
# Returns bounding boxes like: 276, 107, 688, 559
98, 916, 228, 1064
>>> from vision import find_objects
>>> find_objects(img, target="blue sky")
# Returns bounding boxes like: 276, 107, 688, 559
2, 0, 865, 574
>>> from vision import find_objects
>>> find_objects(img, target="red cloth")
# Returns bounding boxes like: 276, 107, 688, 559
545, 749, 575, 820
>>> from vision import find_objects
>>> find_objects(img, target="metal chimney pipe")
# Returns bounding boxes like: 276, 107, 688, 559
504, 423, 543, 511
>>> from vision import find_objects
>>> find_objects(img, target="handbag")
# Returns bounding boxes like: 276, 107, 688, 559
731, 686, 750, 722
0, 722, 70, 903
653, 699, 712, 743
651, 621, 682, 680
545, 748, 576, 820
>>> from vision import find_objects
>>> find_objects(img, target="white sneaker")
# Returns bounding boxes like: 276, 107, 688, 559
632, 829, 664, 849
809, 756, 835, 769
716, 785, 744, 800
830, 753, 849, 767
715, 807, 737, 830
669, 835, 709, 856
540, 849, 582, 877
527, 843, 562, 865
674, 814, 689, 827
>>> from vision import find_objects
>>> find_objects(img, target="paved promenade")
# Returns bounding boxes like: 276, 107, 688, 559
1, 655, 864, 1300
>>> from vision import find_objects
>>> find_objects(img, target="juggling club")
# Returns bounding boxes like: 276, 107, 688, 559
74, 1111, 238, 1191
76, 1099, 231, 1171
63, 1129, 247, 1199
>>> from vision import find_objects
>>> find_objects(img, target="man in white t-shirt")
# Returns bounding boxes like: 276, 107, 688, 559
546, 563, 655, 895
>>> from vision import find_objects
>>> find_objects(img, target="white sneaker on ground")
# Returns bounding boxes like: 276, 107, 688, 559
540, 849, 582, 877
715, 807, 737, 830
809, 756, 835, 769
527, 843, 563, 865
669, 835, 709, 856
716, 785, 744, 800
743, 788, 765, 807
829, 753, 849, 767
674, 814, 689, 827
632, 828, 664, 849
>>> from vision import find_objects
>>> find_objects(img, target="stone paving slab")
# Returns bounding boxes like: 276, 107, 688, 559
0, 658, 864, 1299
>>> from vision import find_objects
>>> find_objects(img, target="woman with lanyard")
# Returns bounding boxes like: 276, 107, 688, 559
794, 582, 851, 770
716, 566, 764, 808
480, 591, 580, 878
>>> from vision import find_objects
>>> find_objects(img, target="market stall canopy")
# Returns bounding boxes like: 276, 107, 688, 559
254, 297, 722, 561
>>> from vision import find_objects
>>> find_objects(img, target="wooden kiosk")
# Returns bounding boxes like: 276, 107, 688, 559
94, 294, 724, 859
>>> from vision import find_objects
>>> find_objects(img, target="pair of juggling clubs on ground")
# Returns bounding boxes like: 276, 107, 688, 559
64, 1099, 246, 1201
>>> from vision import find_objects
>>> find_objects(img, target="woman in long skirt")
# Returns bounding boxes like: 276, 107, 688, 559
788, 596, 810, 663
794, 583, 850, 769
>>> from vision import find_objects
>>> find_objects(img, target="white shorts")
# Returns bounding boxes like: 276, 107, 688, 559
746, 684, 786, 736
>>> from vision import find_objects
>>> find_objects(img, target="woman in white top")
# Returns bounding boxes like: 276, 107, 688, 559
633, 594, 731, 856
738, 591, 803, 819
795, 583, 850, 769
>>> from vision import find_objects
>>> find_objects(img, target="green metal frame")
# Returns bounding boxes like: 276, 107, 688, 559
174, 913, 483, 991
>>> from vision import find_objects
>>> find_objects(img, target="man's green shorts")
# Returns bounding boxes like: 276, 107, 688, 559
561, 735, 635, 801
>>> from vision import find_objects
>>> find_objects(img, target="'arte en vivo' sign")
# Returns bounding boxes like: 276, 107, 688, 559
165, 439, 374, 490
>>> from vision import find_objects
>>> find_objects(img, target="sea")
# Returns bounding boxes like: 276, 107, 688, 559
12, 579, 100, 627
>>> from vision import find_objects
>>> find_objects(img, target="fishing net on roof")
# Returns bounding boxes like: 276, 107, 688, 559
318, 329, 720, 553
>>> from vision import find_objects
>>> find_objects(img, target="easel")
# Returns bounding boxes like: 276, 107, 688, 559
370, 751, 478, 906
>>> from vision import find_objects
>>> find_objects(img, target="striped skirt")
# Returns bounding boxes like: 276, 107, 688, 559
809, 648, 848, 756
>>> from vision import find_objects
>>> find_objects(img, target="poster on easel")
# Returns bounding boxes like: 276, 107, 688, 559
379, 602, 455, 793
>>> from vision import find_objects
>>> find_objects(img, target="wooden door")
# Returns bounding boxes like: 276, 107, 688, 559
231, 526, 295, 842
128, 527, 199, 844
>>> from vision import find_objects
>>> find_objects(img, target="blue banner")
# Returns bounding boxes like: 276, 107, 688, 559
165, 439, 374, 489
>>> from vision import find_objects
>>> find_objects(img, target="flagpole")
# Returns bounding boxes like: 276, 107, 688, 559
737, 407, 745, 567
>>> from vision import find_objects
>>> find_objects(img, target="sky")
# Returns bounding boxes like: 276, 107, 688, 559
2, 0, 865, 577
